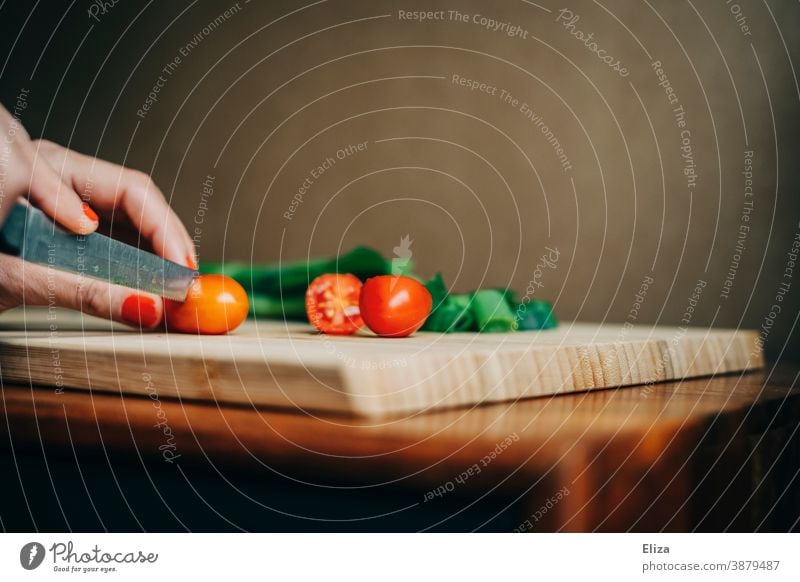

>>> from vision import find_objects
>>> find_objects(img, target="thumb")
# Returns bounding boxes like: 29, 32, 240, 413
9, 257, 163, 328
26, 150, 99, 235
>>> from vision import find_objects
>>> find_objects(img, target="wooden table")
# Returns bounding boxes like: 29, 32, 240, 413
1, 364, 798, 532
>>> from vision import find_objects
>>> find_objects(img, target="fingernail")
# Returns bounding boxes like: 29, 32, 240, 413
185, 254, 197, 269
81, 202, 98, 223
121, 294, 159, 328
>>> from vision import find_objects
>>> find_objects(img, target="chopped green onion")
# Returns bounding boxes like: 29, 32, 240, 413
470, 289, 517, 333
514, 299, 557, 330
448, 294, 476, 332
422, 274, 475, 332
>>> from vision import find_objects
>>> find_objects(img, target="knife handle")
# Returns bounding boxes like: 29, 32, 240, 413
0, 203, 26, 256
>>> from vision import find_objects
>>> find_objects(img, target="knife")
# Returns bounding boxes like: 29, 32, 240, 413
0, 202, 195, 301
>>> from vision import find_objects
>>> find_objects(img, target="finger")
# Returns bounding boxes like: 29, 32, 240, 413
34, 141, 196, 267
114, 169, 197, 268
26, 144, 99, 235
0, 254, 163, 329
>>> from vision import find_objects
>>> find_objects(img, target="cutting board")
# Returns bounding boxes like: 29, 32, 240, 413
0, 308, 762, 417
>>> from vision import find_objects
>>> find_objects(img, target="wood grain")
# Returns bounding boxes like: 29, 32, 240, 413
1, 365, 797, 531
0, 308, 763, 417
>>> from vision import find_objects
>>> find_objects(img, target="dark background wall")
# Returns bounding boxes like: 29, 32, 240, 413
1, 0, 798, 360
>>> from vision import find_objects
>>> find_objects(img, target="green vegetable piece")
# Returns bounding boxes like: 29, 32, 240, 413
200, 261, 251, 281
515, 299, 557, 330
334, 245, 393, 280
421, 273, 474, 332
502, 289, 521, 306
423, 273, 448, 308
470, 289, 517, 333
253, 245, 391, 296
424, 301, 474, 332
448, 294, 476, 332
247, 293, 307, 320
200, 246, 391, 297
421, 273, 451, 332
421, 273, 445, 328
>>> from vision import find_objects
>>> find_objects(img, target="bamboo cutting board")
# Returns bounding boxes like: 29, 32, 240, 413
0, 308, 762, 417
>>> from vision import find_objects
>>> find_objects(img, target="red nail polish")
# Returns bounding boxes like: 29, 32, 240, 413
121, 295, 159, 328
185, 254, 197, 269
81, 202, 98, 222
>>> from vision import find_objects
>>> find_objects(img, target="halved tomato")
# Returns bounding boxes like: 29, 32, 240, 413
305, 273, 364, 335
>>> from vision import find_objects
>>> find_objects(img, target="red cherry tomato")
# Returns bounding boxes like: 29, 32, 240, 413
305, 273, 364, 335
359, 275, 432, 337
164, 274, 249, 335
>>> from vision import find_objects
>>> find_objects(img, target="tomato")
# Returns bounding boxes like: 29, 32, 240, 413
305, 273, 364, 335
359, 275, 432, 337
164, 274, 249, 334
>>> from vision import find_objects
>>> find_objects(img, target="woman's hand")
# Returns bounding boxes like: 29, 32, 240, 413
0, 104, 195, 328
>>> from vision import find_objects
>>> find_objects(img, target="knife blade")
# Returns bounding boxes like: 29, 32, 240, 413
0, 202, 195, 301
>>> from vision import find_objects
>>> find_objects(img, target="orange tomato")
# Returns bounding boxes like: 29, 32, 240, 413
164, 274, 249, 334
